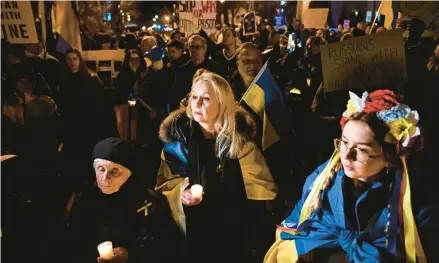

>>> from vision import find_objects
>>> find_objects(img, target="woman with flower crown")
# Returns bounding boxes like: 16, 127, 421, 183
264, 89, 437, 263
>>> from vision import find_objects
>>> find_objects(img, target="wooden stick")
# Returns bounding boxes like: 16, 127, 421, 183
370, 1, 384, 34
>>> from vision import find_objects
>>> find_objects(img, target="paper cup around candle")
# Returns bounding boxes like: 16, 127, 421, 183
190, 184, 203, 200
97, 241, 114, 260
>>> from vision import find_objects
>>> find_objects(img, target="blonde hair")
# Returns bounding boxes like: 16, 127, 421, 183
186, 72, 245, 159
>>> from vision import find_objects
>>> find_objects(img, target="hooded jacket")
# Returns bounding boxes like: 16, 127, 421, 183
156, 106, 277, 233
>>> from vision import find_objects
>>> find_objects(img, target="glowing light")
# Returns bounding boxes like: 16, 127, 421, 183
127, 17, 131, 22
220, 0, 225, 3
281, 1, 285, 5
153, 18, 156, 21
155, 15, 158, 19
172, 13, 175, 16
142, 26, 146, 31
153, 24, 157, 28
120, 10, 123, 13
165, 15, 170, 21
281, 8, 284, 12
355, 11, 359, 16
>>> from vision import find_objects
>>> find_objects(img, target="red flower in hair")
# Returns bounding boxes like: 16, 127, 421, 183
363, 90, 400, 113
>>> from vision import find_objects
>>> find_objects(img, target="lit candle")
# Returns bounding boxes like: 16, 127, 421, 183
97, 241, 114, 260
128, 100, 136, 107
190, 184, 203, 200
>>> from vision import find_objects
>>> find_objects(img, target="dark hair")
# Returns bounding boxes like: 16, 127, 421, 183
170, 30, 183, 40
221, 27, 237, 38
65, 48, 88, 73
167, 39, 184, 50
345, 112, 399, 165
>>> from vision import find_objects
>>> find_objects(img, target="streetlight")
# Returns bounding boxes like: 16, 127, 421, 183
155, 15, 158, 19
165, 15, 170, 21
153, 18, 156, 21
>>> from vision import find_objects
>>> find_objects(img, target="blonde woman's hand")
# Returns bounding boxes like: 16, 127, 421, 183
181, 189, 202, 206
97, 247, 128, 263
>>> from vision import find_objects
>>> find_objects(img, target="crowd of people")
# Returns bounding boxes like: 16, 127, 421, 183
1, 15, 439, 263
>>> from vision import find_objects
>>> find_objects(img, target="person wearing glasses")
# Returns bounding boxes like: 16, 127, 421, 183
265, 90, 436, 262
170, 34, 224, 111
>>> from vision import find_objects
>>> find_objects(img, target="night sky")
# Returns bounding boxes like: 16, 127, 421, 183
138, 1, 176, 21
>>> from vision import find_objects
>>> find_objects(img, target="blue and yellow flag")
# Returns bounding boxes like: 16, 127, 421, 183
240, 62, 287, 151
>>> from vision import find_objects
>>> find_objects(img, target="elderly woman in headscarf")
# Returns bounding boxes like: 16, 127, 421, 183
66, 138, 182, 263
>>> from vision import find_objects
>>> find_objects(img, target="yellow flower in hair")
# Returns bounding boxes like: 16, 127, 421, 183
342, 91, 368, 118
385, 111, 420, 146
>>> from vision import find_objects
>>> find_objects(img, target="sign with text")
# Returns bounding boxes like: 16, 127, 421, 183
243, 12, 257, 36
320, 30, 407, 92
82, 50, 125, 88
399, 1, 439, 35
302, 8, 329, 29
179, 1, 216, 36
1, 1, 38, 43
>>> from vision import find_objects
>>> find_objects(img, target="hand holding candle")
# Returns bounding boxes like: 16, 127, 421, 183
97, 241, 114, 260
190, 184, 203, 201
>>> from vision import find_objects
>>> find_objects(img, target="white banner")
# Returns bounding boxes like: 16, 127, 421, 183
179, 1, 216, 36
1, 1, 38, 43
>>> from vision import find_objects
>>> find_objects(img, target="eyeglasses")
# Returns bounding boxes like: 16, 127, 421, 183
189, 45, 204, 50
333, 138, 382, 164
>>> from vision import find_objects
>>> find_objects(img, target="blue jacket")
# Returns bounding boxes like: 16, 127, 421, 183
280, 160, 437, 262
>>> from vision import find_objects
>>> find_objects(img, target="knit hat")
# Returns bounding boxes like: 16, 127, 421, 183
92, 138, 135, 171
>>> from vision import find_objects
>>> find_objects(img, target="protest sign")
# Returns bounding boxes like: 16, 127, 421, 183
399, 1, 439, 35
243, 12, 257, 36
82, 50, 125, 88
302, 8, 329, 29
1, 1, 38, 43
320, 29, 407, 92
179, 1, 216, 36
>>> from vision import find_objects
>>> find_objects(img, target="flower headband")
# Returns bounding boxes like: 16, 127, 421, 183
341, 90, 424, 156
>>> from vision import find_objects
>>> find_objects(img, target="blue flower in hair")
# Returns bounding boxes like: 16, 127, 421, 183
376, 104, 411, 123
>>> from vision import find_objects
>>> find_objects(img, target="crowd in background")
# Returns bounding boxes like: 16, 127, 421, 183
2, 14, 439, 263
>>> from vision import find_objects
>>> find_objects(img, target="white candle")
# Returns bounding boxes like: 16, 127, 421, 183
97, 241, 114, 260
190, 184, 203, 200
128, 100, 136, 107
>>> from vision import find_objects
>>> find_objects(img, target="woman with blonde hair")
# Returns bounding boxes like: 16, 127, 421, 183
156, 71, 278, 263
265, 90, 436, 263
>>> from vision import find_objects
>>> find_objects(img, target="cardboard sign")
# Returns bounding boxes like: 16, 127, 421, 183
82, 50, 125, 88
243, 12, 257, 36
302, 8, 329, 29
320, 29, 407, 92
399, 1, 439, 35
179, 1, 216, 36
1, 1, 38, 43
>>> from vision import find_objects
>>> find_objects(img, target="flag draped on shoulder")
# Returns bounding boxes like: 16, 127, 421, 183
51, 1, 82, 53
240, 62, 287, 151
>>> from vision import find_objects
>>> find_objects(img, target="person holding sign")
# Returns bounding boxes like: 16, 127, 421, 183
156, 71, 277, 263
264, 90, 436, 263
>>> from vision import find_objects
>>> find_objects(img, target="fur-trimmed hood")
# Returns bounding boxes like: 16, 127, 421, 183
159, 106, 257, 144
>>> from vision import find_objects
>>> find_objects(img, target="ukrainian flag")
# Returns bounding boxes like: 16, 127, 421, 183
240, 62, 287, 151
